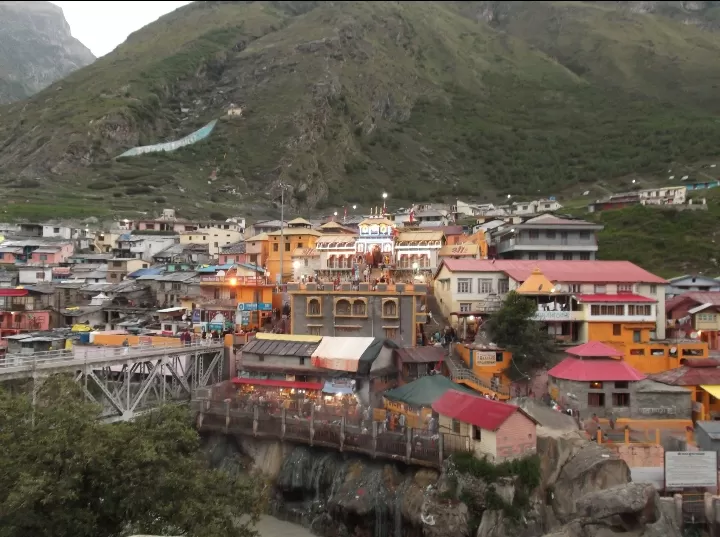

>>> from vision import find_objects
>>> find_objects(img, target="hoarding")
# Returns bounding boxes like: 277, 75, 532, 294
664, 451, 718, 489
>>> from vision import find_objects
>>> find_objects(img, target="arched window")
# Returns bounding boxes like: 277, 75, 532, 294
382, 299, 398, 318
307, 297, 321, 316
335, 299, 352, 316
352, 299, 367, 316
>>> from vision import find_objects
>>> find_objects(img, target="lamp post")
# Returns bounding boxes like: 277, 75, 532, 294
382, 192, 388, 215
278, 183, 288, 286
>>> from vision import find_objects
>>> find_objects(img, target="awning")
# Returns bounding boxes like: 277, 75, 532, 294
311, 337, 377, 372
231, 378, 323, 391
0, 289, 28, 297
701, 385, 720, 399
322, 379, 356, 395
157, 306, 186, 313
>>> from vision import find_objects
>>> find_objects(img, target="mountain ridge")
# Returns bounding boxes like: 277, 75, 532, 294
1, 0, 720, 221
0, 0, 95, 103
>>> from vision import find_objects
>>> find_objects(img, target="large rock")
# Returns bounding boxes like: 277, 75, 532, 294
575, 483, 657, 527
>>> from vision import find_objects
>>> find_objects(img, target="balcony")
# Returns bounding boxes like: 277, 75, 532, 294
0, 300, 53, 312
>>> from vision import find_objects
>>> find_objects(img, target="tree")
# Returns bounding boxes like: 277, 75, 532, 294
484, 291, 556, 380
0, 377, 259, 537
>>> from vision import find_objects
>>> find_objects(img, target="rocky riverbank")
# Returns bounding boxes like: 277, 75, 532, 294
202, 429, 682, 537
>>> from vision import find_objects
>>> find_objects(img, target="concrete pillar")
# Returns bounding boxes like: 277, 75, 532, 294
655, 429, 660, 445
309, 406, 315, 446
674, 494, 684, 532
597, 429, 603, 443
252, 405, 259, 437
281, 407, 286, 439
624, 428, 630, 443
371, 421, 378, 458
340, 416, 346, 451
406, 427, 413, 463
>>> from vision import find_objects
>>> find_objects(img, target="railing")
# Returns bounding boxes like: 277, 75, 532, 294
445, 347, 510, 396
0, 340, 225, 372
194, 398, 469, 468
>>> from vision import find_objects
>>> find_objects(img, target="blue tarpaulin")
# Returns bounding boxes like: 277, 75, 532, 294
322, 380, 355, 395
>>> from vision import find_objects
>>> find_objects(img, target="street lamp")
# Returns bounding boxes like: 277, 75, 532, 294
334, 211, 338, 221
382, 192, 388, 214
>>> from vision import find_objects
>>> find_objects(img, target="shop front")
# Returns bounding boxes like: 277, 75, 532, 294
232, 376, 323, 412
320, 377, 358, 415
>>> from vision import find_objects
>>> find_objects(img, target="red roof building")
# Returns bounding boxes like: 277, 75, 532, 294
432, 390, 538, 462
548, 357, 646, 382
566, 341, 624, 358
435, 259, 666, 284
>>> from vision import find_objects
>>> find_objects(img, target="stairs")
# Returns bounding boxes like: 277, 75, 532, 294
444, 345, 511, 400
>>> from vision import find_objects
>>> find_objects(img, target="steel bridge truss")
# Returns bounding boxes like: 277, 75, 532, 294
40, 349, 223, 422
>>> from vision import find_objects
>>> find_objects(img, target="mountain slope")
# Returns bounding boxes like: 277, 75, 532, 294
1, 1, 720, 221
0, 1, 95, 104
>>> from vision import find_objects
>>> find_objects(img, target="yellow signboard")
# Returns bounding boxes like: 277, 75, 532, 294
474, 351, 497, 366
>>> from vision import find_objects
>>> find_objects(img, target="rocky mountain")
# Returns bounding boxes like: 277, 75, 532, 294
0, 1, 95, 104
1, 0, 720, 221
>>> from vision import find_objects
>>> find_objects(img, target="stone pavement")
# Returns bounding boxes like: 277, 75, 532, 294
254, 515, 314, 537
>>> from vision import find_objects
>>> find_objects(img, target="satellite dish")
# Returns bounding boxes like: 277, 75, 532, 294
690, 332, 699, 340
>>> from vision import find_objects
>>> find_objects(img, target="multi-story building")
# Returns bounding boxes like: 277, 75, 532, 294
286, 281, 428, 346
488, 214, 603, 261
0, 287, 57, 334
218, 242, 248, 265
266, 219, 321, 283
244, 233, 269, 268
434, 259, 707, 373
107, 258, 148, 282
638, 186, 687, 206
179, 225, 244, 257
666, 275, 720, 297
666, 292, 720, 350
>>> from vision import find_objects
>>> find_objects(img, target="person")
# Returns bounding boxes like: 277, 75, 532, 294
608, 412, 616, 431
428, 414, 438, 435
384, 410, 391, 433
122, 337, 129, 355
398, 412, 406, 434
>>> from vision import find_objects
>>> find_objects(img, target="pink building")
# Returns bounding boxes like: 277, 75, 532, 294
0, 246, 22, 265
219, 242, 247, 265
433, 390, 538, 462
0, 288, 54, 332
29, 243, 74, 265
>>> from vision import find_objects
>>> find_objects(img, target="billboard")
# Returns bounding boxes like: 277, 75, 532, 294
664, 451, 718, 489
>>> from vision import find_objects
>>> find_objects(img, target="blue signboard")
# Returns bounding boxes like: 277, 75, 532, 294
237, 302, 272, 311
191, 309, 201, 323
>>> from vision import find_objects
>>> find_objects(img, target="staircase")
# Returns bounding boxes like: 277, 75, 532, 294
444, 345, 511, 400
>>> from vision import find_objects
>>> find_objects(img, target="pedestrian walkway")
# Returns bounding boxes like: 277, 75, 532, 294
254, 515, 314, 537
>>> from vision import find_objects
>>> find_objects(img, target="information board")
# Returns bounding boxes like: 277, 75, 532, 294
664, 451, 718, 489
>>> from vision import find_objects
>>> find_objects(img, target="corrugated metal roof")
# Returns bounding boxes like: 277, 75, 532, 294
221, 242, 246, 254
255, 333, 322, 342
242, 337, 320, 357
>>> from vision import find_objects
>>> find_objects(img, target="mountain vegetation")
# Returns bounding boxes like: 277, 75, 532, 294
1, 0, 720, 222
0, 1, 94, 104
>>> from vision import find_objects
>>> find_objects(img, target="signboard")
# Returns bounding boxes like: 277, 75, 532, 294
138, 336, 152, 346
237, 302, 273, 312
201, 275, 266, 284
191, 309, 201, 323
638, 406, 677, 416
473, 351, 498, 366
665, 451, 718, 489
533, 310, 570, 321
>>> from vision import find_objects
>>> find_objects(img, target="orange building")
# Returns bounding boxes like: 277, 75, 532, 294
266, 218, 321, 283
197, 264, 274, 330
452, 343, 512, 400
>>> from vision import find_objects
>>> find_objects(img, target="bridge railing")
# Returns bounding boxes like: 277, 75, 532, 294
194, 398, 470, 468
0, 339, 225, 371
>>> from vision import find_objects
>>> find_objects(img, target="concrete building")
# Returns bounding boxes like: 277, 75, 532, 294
432, 390, 538, 462
547, 341, 692, 421
179, 225, 244, 257
107, 258, 148, 282
638, 186, 687, 206
286, 281, 428, 347
666, 275, 720, 298
666, 292, 720, 350
489, 214, 603, 261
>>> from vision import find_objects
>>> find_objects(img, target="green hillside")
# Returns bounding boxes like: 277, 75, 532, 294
1, 0, 720, 222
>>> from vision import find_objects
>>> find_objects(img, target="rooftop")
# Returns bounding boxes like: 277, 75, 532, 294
649, 360, 720, 386
436, 259, 666, 284
548, 357, 646, 382
566, 341, 624, 358
220, 242, 246, 254
666, 291, 720, 312
432, 390, 537, 431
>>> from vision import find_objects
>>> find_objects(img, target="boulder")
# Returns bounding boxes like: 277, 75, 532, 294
575, 483, 657, 527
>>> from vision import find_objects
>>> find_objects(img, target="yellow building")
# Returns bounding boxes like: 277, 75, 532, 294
267, 218, 321, 283
179, 226, 244, 257
245, 233, 270, 268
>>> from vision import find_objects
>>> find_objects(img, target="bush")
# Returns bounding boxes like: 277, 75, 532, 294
125, 186, 153, 195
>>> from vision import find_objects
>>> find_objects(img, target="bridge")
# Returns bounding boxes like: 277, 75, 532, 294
193, 392, 469, 469
0, 341, 226, 422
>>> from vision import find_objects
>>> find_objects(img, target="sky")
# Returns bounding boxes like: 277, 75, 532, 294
51, 1, 192, 57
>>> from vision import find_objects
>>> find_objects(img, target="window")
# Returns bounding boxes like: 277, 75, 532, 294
613, 324, 621, 336
587, 393, 605, 407
297, 242, 303, 249
569, 284, 581, 293
473, 427, 482, 440
284, 242, 290, 252
304, 259, 309, 267
229, 291, 236, 300
498, 279, 509, 294
612, 393, 630, 407
452, 420, 461, 434
591, 305, 624, 315
614, 381, 629, 389
546, 253, 555, 260
630, 348, 644, 355
172, 283, 181, 291
633, 330, 641, 343
478, 279, 493, 293
258, 356, 264, 362
699, 313, 718, 322
563, 253, 573, 261
457, 279, 472, 293
307, 298, 321, 316
546, 230, 556, 239
580, 253, 590, 260
579, 231, 590, 239
528, 252, 538, 260
594, 284, 606, 294
309, 326, 322, 336
529, 230, 539, 239
459, 302, 472, 312
53, 228, 60, 234
382, 300, 398, 318
36, 272, 45, 280
628, 305, 652, 316
299, 357, 305, 366
617, 283, 633, 293
352, 300, 367, 316
384, 327, 398, 339
650, 284, 657, 294
273, 243, 279, 252
589, 381, 603, 389
112, 261, 122, 268
335, 299, 352, 316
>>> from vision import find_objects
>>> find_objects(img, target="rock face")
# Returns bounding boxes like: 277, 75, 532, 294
204, 431, 681, 537
0, 1, 94, 103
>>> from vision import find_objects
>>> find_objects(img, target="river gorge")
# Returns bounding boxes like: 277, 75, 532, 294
204, 428, 685, 537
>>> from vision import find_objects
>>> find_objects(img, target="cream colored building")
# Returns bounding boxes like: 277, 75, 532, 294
179, 226, 244, 257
